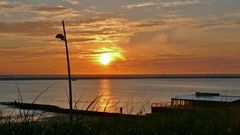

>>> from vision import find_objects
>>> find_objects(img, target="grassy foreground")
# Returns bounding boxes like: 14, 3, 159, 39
1, 108, 240, 135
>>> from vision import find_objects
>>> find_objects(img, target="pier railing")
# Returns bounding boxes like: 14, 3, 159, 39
151, 103, 192, 111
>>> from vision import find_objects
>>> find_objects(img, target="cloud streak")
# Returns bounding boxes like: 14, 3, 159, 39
124, 2, 157, 9
63, 0, 80, 4
124, 0, 200, 9
0, 16, 239, 46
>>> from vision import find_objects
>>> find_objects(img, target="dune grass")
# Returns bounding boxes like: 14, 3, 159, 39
0, 107, 240, 135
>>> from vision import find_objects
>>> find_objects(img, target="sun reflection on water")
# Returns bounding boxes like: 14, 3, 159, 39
96, 79, 117, 112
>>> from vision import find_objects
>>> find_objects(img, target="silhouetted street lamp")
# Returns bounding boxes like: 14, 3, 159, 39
55, 20, 73, 111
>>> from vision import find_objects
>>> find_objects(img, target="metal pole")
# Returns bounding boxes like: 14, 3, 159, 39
62, 20, 73, 111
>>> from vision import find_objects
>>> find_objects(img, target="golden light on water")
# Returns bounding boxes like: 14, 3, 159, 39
97, 79, 115, 112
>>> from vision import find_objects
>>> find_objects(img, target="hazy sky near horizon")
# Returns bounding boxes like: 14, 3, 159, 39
0, 0, 240, 75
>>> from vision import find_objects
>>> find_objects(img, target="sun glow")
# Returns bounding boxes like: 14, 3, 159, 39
95, 47, 125, 66
100, 53, 112, 65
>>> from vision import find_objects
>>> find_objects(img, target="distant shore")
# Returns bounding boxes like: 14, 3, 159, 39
0, 74, 240, 80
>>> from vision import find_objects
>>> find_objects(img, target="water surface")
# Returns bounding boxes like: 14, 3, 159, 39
0, 78, 240, 114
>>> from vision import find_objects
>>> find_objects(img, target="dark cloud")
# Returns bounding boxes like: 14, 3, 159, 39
0, 18, 129, 36
31, 6, 69, 12
56, 38, 97, 43
0, 21, 58, 36
132, 21, 166, 28
68, 18, 108, 25
156, 54, 198, 59
0, 4, 15, 10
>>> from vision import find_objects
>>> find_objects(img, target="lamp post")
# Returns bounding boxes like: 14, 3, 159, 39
55, 20, 73, 111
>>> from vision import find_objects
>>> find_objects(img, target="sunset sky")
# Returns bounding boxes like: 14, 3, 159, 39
0, 0, 240, 75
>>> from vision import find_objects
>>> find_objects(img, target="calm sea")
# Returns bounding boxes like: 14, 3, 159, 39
1, 78, 240, 114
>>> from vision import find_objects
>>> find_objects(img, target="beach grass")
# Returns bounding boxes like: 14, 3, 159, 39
0, 107, 240, 135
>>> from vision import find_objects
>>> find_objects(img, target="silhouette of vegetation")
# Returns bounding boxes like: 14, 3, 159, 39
0, 107, 240, 135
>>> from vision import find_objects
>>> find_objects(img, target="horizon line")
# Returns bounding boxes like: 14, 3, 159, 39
1, 74, 240, 80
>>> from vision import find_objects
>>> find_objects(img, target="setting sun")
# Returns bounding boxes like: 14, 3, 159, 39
99, 53, 112, 65
95, 47, 126, 66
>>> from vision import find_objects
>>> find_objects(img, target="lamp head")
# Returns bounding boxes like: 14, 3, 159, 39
55, 34, 65, 41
